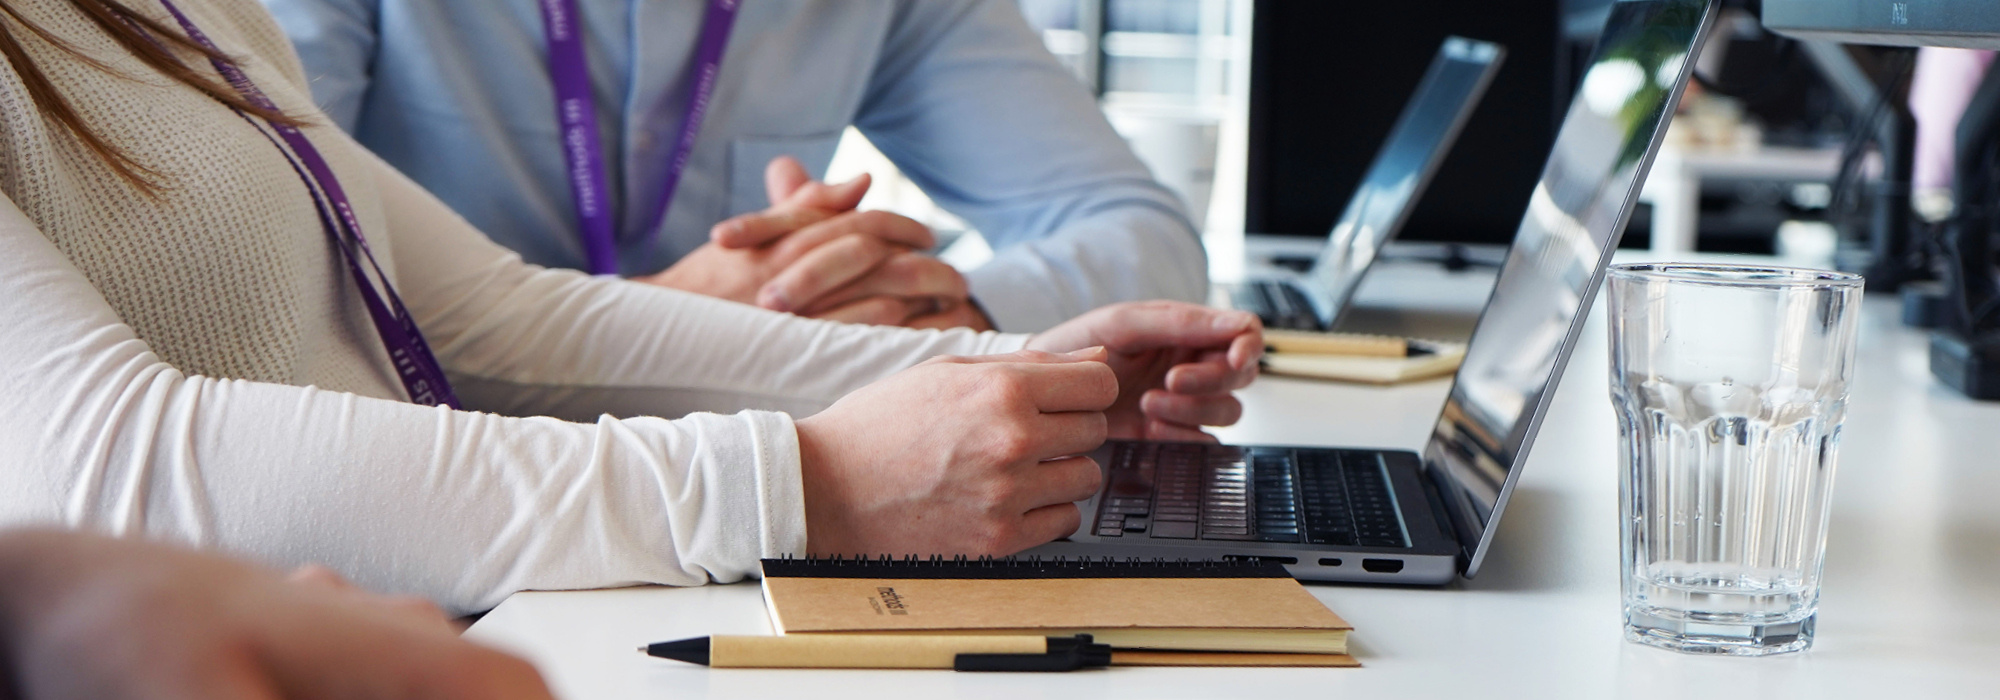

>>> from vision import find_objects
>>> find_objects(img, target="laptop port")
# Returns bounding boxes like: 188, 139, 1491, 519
1222, 555, 1298, 565
1317, 558, 1342, 567
1362, 558, 1404, 573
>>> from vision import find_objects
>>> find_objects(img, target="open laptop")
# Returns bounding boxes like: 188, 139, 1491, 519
1233, 36, 1504, 332
1029, 0, 1717, 584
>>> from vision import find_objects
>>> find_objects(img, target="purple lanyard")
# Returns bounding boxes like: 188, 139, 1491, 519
153, 0, 461, 409
540, 0, 739, 275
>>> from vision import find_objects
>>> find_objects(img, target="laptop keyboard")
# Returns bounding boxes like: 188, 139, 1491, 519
1093, 443, 1409, 548
1232, 281, 1326, 331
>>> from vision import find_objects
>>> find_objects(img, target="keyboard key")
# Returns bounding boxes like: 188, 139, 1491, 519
1152, 521, 1198, 539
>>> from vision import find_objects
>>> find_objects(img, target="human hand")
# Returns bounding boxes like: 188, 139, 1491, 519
794, 347, 1116, 556
1026, 302, 1263, 442
639, 157, 990, 329
0, 530, 553, 700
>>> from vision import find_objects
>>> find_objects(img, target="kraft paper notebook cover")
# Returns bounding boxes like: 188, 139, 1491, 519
759, 557, 1357, 666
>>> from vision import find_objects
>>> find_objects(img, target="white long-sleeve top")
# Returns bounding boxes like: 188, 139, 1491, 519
0, 0, 1024, 614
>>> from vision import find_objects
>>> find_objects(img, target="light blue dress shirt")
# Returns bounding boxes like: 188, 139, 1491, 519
263, 0, 1208, 331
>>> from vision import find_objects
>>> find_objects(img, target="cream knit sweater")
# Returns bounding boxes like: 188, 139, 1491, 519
0, 0, 1024, 612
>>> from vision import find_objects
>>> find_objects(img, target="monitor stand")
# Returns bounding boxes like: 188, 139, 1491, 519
1932, 64, 2000, 400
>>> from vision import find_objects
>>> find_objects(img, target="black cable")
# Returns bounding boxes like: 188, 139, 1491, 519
1824, 50, 1916, 252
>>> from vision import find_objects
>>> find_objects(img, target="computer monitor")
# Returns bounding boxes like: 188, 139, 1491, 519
1244, 0, 1563, 246
1763, 0, 2000, 49
1299, 37, 1505, 327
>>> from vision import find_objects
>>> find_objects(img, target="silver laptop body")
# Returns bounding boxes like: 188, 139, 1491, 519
1030, 0, 1719, 584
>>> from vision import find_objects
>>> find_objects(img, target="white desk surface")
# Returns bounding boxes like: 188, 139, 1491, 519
466, 258, 2000, 699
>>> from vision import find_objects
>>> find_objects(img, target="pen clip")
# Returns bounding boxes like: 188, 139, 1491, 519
952, 634, 1112, 672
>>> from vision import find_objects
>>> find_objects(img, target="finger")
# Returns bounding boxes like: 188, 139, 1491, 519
1100, 303, 1261, 355
1017, 455, 1102, 511
1017, 503, 1088, 551
758, 233, 900, 312
1011, 504, 1082, 553
1164, 358, 1240, 395
1031, 410, 1110, 459
1228, 329, 1265, 372
1143, 419, 1219, 443
376, 595, 453, 628
285, 564, 351, 588
918, 346, 1095, 368
1001, 359, 1118, 412
783, 172, 871, 211
710, 207, 840, 249
1140, 389, 1244, 427
714, 174, 872, 248
809, 296, 929, 326
795, 253, 969, 315
764, 155, 812, 205
772, 210, 935, 260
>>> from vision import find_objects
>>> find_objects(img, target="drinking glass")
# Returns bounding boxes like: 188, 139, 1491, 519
1606, 263, 1864, 656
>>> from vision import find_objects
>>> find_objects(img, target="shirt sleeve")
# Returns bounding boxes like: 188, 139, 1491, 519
853, 0, 1211, 332
0, 178, 1024, 616
363, 152, 1029, 420
260, 0, 377, 131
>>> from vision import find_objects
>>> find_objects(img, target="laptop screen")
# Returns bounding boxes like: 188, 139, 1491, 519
1302, 37, 1504, 328
1424, 0, 1716, 575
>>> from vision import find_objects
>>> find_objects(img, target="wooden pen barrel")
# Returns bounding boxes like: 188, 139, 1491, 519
711, 635, 1046, 669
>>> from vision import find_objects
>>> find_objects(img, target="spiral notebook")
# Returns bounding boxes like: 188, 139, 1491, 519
759, 557, 1357, 667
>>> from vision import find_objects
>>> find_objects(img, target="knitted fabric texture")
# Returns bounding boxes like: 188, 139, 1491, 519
0, 0, 400, 398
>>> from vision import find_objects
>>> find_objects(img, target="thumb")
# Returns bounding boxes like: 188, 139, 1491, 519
763, 156, 812, 206
936, 346, 1107, 366
1032, 303, 1260, 356
1064, 346, 1109, 363
1098, 304, 1260, 354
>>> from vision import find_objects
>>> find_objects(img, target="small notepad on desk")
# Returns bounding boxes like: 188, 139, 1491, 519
759, 558, 1358, 667
1260, 329, 1465, 385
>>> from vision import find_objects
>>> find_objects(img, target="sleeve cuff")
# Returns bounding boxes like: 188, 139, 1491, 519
745, 410, 808, 562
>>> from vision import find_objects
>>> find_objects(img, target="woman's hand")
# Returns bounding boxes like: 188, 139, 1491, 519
794, 348, 1116, 556
1026, 301, 1263, 441
0, 530, 553, 700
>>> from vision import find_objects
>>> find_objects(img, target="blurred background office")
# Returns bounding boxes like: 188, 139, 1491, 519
845, 0, 1914, 284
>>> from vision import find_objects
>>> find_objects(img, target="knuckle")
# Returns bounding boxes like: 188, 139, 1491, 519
970, 527, 1013, 556
989, 423, 1036, 458
977, 366, 1033, 406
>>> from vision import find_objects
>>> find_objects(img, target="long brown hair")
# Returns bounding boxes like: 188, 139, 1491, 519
0, 0, 301, 194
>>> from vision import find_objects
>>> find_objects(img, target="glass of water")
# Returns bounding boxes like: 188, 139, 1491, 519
1607, 263, 1864, 656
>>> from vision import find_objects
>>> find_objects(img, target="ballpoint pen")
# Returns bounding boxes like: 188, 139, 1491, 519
641, 633, 1113, 672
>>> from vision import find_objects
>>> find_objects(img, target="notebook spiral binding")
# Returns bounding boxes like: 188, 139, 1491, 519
774, 553, 1244, 567
761, 554, 1293, 579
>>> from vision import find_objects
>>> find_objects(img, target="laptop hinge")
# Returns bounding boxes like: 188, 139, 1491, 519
1420, 456, 1477, 570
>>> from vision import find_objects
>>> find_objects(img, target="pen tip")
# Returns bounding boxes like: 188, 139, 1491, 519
641, 637, 712, 666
